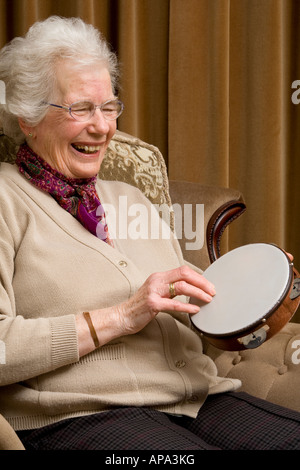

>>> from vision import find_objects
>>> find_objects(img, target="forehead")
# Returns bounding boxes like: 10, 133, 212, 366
54, 60, 113, 102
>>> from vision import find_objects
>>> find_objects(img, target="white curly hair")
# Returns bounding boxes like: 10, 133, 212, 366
0, 16, 119, 144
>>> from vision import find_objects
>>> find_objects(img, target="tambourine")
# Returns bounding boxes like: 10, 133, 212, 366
191, 243, 300, 351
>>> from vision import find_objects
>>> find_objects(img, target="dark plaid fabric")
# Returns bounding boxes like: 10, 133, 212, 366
17, 392, 300, 450
171, 392, 300, 450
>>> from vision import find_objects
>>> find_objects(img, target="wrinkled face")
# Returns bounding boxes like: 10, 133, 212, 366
27, 61, 117, 179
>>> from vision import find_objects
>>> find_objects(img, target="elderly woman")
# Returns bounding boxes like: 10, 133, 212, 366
0, 16, 299, 451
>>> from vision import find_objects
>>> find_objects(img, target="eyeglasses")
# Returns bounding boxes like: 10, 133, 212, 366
44, 99, 124, 122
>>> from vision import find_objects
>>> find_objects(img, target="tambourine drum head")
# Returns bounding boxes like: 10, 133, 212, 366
191, 244, 292, 337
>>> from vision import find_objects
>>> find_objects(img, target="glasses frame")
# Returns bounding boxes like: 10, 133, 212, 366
44, 98, 124, 122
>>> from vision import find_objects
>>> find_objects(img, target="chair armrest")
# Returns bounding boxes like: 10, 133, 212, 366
168, 180, 246, 270
0, 415, 25, 450
207, 199, 246, 263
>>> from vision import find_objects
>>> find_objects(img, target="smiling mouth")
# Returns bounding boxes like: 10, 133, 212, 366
72, 144, 102, 155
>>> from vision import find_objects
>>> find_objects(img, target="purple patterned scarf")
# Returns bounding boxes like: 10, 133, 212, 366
16, 143, 114, 246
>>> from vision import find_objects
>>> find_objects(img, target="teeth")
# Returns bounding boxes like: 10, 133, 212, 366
73, 144, 101, 153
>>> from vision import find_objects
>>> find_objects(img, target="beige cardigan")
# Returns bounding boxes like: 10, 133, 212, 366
0, 163, 240, 431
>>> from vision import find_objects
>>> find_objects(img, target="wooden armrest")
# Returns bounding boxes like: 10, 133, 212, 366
0, 415, 25, 450
207, 199, 246, 263
169, 180, 246, 270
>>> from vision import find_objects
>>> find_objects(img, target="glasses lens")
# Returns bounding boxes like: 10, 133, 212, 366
101, 100, 123, 120
70, 102, 94, 121
69, 100, 124, 121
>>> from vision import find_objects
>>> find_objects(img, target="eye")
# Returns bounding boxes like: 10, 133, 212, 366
102, 101, 118, 116
71, 101, 93, 116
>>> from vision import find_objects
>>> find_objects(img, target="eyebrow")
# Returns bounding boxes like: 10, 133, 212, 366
63, 95, 117, 105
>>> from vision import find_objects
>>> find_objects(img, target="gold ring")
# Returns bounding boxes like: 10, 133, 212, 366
169, 282, 176, 299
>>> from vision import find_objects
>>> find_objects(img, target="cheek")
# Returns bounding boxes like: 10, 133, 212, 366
55, 123, 85, 149
108, 121, 117, 141
43, 111, 83, 141
38, 124, 76, 161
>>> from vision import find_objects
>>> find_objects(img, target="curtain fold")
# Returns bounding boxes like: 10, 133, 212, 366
227, 0, 288, 249
169, 0, 231, 186
116, 0, 169, 152
169, 0, 300, 262
0, 0, 299, 263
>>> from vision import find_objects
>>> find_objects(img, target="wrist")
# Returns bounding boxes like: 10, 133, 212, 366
83, 311, 100, 348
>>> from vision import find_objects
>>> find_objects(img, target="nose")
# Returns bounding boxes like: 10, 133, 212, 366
86, 107, 111, 134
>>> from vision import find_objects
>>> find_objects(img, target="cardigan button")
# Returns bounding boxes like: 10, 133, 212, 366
278, 365, 288, 375
118, 260, 128, 267
232, 355, 242, 365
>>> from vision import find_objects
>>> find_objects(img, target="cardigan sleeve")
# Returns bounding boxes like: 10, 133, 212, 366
0, 197, 79, 386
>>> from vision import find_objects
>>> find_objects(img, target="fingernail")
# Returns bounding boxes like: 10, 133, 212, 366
192, 306, 200, 313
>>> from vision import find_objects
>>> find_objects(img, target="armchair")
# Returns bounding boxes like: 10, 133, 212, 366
0, 129, 299, 450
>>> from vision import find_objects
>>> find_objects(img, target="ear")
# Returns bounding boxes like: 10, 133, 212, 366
18, 118, 35, 138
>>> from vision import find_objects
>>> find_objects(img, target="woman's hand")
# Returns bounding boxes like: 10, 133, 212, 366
76, 265, 216, 356
115, 265, 216, 336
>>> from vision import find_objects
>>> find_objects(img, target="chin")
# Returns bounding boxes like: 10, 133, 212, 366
68, 155, 104, 179
73, 164, 101, 179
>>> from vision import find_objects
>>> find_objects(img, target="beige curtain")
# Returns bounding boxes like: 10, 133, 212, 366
169, 0, 300, 265
0, 0, 299, 263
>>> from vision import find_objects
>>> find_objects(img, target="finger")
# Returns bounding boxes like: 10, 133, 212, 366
159, 297, 201, 315
162, 266, 216, 297
170, 280, 214, 303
